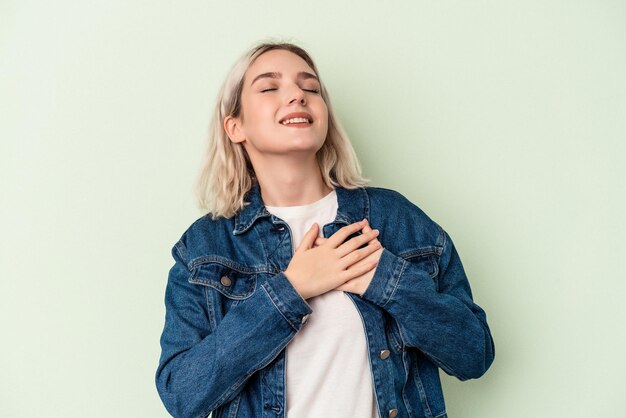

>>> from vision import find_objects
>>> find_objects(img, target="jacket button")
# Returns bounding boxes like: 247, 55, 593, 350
301, 314, 309, 324
388, 408, 398, 418
379, 349, 390, 360
220, 276, 232, 286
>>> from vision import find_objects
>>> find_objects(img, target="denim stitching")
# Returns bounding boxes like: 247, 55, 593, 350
190, 256, 277, 274
245, 334, 293, 378
208, 338, 288, 416
401, 251, 439, 280
427, 350, 468, 381
400, 247, 439, 259
362, 187, 371, 222
204, 287, 216, 331
233, 206, 268, 235
381, 256, 407, 308
400, 347, 416, 418
260, 282, 297, 330
190, 272, 257, 300
207, 375, 250, 416
412, 351, 434, 418
227, 394, 241, 418
429, 255, 439, 280
386, 322, 403, 353
174, 239, 189, 265
252, 222, 274, 271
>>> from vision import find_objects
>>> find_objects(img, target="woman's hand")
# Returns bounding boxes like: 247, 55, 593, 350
284, 219, 381, 300
314, 218, 383, 296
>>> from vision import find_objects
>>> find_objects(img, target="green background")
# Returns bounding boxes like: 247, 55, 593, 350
1, 1, 625, 416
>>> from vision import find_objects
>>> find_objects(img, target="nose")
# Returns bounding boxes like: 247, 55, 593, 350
287, 85, 306, 105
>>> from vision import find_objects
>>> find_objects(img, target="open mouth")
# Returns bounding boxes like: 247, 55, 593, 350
280, 117, 312, 126
279, 112, 313, 126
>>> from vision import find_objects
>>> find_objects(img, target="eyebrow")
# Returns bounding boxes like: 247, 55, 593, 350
250, 71, 319, 86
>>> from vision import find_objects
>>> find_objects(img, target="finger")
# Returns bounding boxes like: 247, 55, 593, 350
295, 223, 319, 252
314, 236, 328, 246
339, 239, 382, 270
361, 219, 378, 245
326, 220, 367, 248
347, 247, 381, 270
339, 256, 379, 282
335, 281, 353, 293
336, 228, 379, 258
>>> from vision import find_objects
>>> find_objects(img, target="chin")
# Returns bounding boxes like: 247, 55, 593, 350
284, 135, 324, 147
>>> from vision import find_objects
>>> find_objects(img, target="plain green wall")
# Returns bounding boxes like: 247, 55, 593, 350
1, 1, 625, 416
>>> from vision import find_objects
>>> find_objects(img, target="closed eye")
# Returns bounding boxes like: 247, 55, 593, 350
260, 87, 320, 94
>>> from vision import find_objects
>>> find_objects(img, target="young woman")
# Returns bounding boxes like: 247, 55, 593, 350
156, 41, 495, 418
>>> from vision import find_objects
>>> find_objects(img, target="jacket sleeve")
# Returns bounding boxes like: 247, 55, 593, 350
360, 227, 495, 381
155, 239, 313, 418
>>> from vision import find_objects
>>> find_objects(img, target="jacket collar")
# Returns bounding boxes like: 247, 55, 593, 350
233, 181, 369, 235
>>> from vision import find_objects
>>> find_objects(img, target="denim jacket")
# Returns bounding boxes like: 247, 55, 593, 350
156, 182, 495, 418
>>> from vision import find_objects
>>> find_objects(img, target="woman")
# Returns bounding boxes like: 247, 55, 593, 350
155, 41, 495, 418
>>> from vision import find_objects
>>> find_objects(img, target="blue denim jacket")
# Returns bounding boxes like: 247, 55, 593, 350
156, 182, 495, 418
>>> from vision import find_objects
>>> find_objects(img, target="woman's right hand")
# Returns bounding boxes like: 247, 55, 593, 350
284, 219, 381, 300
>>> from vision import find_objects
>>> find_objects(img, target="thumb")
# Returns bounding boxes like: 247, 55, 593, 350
296, 223, 319, 252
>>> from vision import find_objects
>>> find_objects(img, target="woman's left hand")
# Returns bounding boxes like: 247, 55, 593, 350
314, 219, 383, 296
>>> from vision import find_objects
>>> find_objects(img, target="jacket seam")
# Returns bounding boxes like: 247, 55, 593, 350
400, 248, 439, 259
189, 275, 257, 300
412, 352, 434, 418
174, 239, 189, 265
204, 286, 216, 331
381, 257, 407, 308
252, 222, 271, 268
400, 347, 416, 418
245, 334, 293, 380
227, 393, 241, 418
205, 375, 249, 417
260, 282, 298, 331
190, 256, 277, 274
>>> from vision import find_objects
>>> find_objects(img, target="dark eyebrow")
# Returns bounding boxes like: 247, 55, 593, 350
250, 71, 319, 86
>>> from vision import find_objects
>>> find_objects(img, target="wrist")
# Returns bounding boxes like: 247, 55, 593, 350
284, 269, 306, 299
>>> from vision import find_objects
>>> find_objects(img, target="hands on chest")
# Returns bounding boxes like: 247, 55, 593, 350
283, 218, 384, 300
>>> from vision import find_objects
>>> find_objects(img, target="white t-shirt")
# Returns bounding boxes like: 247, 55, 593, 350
265, 189, 378, 418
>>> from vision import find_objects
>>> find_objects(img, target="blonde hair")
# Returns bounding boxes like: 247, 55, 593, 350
195, 40, 370, 220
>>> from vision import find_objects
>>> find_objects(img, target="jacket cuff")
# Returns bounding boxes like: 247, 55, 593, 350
261, 271, 313, 331
361, 248, 406, 306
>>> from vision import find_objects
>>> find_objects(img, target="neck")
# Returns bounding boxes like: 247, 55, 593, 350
253, 155, 333, 207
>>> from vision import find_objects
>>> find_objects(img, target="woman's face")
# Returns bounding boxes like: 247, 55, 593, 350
226, 49, 329, 161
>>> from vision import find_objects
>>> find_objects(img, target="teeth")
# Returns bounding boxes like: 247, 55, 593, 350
281, 117, 310, 125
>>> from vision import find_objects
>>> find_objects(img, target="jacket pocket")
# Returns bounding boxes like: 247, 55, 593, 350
400, 248, 440, 289
190, 262, 257, 298
189, 261, 258, 325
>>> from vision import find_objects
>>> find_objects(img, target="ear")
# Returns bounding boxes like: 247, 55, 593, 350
223, 115, 246, 144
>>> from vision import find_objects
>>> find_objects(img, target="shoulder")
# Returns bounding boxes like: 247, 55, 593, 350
362, 185, 444, 249
363, 185, 435, 223
172, 212, 236, 264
